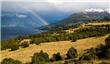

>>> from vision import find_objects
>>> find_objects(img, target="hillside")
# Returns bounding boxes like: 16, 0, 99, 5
1, 35, 108, 63
1, 22, 110, 64
38, 11, 110, 31
1, 1, 110, 64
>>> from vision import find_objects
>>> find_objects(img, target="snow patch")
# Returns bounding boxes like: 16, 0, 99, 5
85, 8, 110, 13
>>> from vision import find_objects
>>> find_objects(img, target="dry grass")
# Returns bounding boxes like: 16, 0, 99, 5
86, 22, 110, 25
65, 22, 110, 33
0, 35, 108, 63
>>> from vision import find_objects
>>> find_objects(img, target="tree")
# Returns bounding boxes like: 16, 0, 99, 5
1, 58, 22, 64
20, 42, 29, 48
66, 47, 77, 59
32, 50, 49, 64
103, 16, 110, 21
50, 52, 62, 61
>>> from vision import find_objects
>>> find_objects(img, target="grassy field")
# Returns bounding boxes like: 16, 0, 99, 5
0, 35, 108, 63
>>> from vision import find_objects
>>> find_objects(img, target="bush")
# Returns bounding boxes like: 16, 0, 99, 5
79, 48, 97, 60
66, 47, 77, 59
32, 50, 49, 64
64, 61, 71, 64
106, 48, 110, 58
1, 58, 22, 64
105, 36, 110, 58
105, 35, 110, 48
96, 44, 107, 59
1, 39, 19, 50
20, 42, 29, 48
71, 37, 77, 42
10, 43, 19, 51
50, 52, 62, 61
31, 38, 45, 45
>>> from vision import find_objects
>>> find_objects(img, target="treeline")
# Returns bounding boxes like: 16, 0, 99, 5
1, 35, 110, 64
1, 24, 110, 51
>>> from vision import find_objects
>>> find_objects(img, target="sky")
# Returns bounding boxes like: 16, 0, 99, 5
2, 0, 110, 2
2, 1, 109, 12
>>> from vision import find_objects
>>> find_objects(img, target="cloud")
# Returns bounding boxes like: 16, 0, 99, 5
2, 0, 109, 2
2, 1, 109, 14
16, 14, 27, 18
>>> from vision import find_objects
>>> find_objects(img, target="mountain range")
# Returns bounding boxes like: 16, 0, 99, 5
1, 1, 110, 40
39, 9, 110, 30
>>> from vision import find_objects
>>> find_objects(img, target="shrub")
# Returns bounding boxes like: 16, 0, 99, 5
50, 52, 62, 61
79, 48, 97, 60
10, 43, 19, 51
66, 47, 77, 59
106, 48, 110, 58
71, 37, 77, 42
105, 36, 110, 58
1, 58, 22, 64
105, 35, 110, 48
64, 61, 70, 64
20, 42, 29, 48
31, 38, 45, 45
96, 44, 107, 59
1, 39, 19, 50
32, 50, 49, 64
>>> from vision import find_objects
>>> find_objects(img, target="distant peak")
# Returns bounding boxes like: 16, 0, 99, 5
84, 8, 110, 13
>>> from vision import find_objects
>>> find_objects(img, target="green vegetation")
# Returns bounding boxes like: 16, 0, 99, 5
1, 39, 18, 50
80, 35, 110, 60
1, 58, 22, 64
105, 35, 110, 58
50, 52, 62, 62
10, 43, 19, 51
1, 24, 110, 51
65, 35, 110, 64
31, 50, 49, 64
79, 48, 97, 60
1, 35, 110, 64
20, 42, 29, 48
30, 24, 110, 45
105, 35, 110, 47
1, 39, 19, 51
66, 47, 77, 59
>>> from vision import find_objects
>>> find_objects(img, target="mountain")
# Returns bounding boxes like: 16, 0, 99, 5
39, 10, 110, 30
1, 2, 72, 40
57, 10, 110, 25
85, 8, 110, 13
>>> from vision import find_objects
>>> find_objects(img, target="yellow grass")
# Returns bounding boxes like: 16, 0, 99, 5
0, 35, 108, 63
86, 22, 110, 25
65, 22, 110, 33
